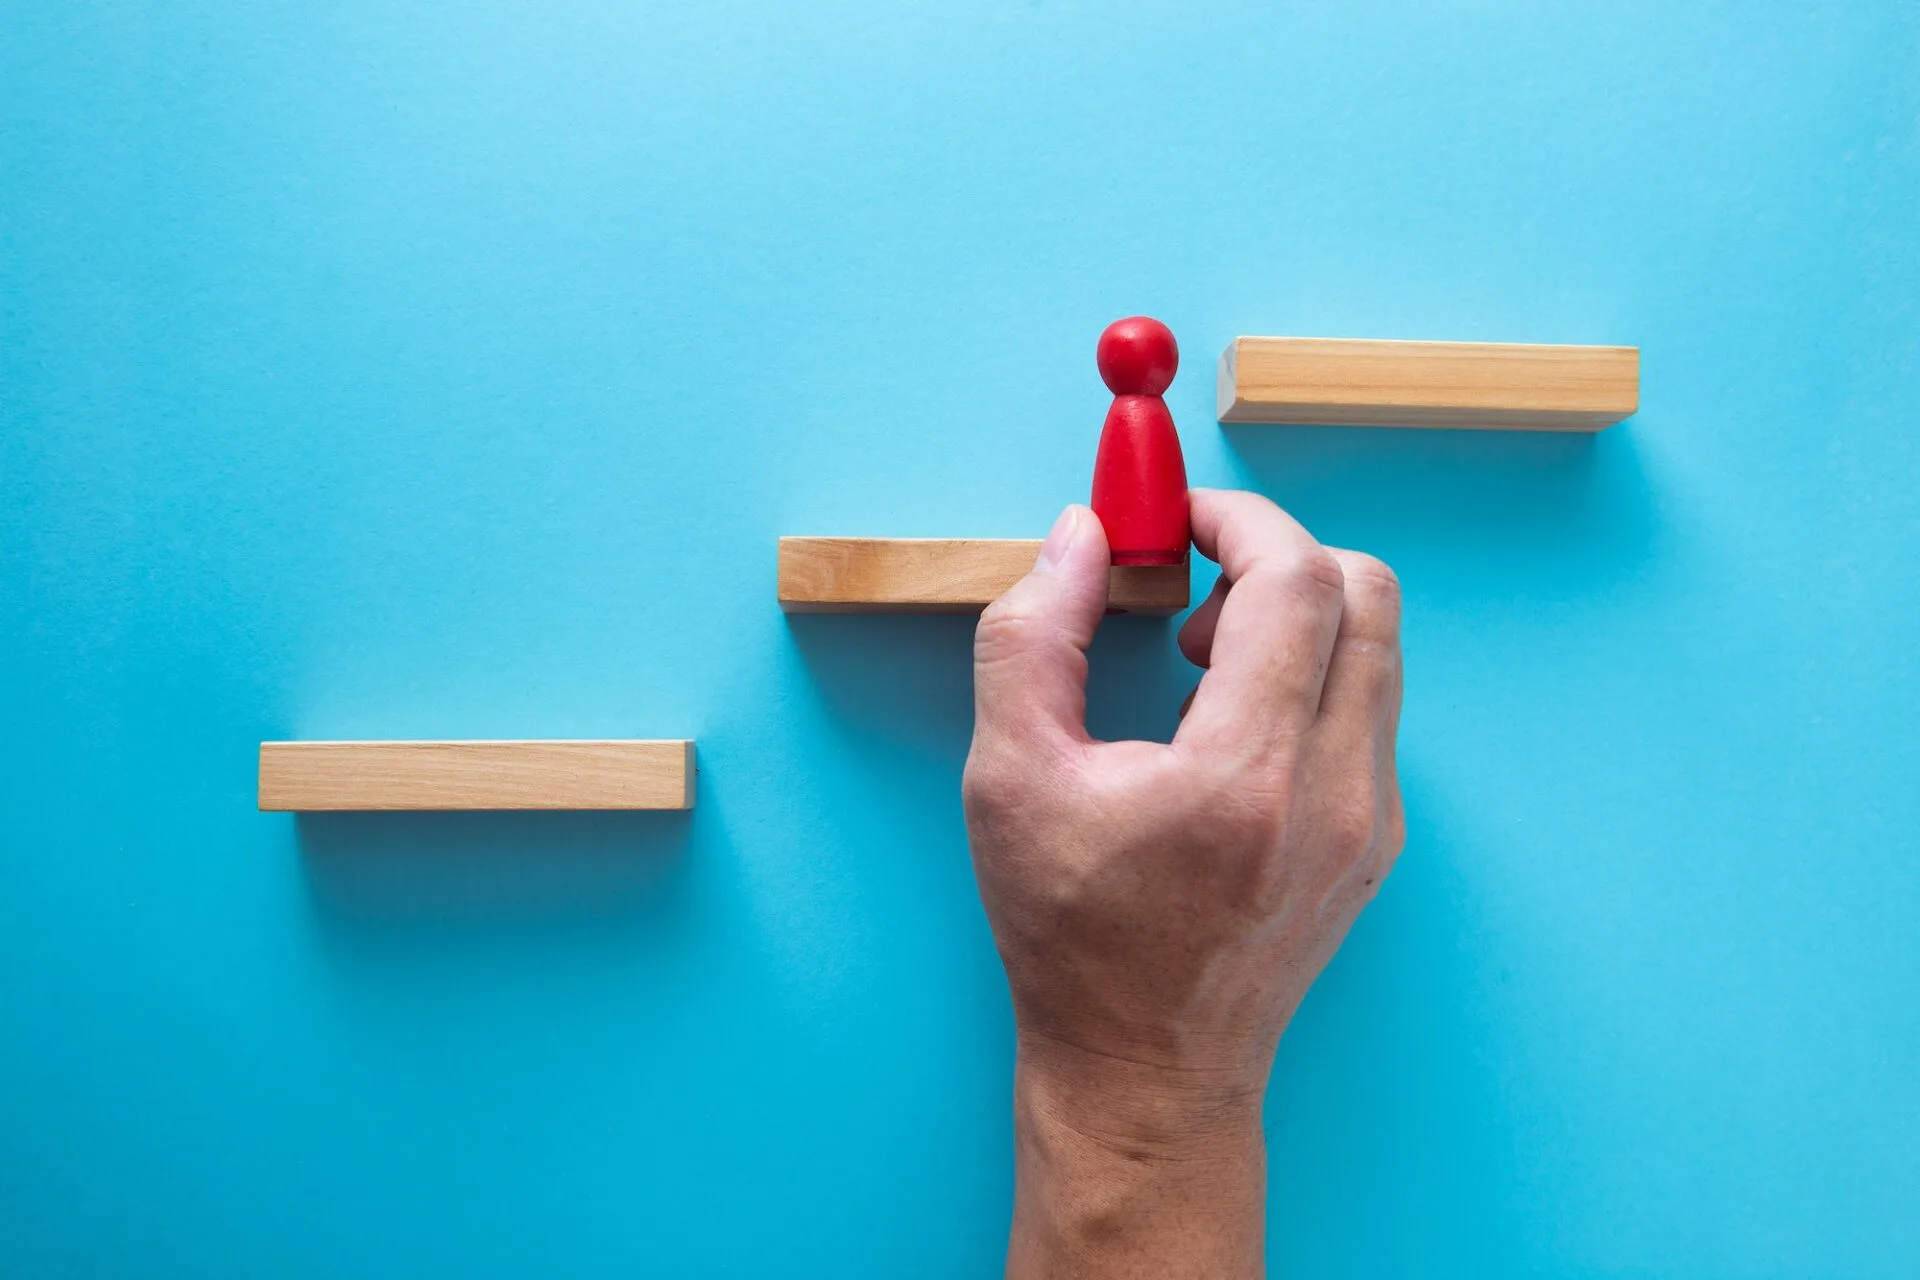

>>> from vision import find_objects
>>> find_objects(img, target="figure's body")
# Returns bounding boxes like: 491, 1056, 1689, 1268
965, 489, 1404, 1278
1090, 317, 1190, 566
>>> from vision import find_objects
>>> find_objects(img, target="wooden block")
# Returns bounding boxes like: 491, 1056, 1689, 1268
258, 740, 695, 811
777, 537, 1189, 616
1217, 337, 1639, 431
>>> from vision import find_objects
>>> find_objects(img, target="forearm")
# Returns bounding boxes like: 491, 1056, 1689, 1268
1007, 1037, 1268, 1279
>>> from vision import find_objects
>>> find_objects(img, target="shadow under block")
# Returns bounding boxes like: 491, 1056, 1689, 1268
777, 538, 1189, 616
1217, 337, 1640, 431
257, 740, 696, 811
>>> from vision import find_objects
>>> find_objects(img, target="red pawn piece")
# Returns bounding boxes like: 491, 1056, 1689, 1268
1091, 316, 1190, 566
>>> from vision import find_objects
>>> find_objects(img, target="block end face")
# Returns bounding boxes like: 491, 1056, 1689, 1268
1215, 340, 1242, 422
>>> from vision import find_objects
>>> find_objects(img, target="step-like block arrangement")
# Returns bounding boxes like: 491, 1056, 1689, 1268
258, 740, 696, 811
777, 537, 1188, 616
1217, 337, 1639, 431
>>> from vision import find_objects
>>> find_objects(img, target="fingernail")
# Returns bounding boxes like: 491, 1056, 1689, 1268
1034, 506, 1082, 573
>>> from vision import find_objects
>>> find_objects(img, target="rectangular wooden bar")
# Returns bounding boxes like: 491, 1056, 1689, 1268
1217, 337, 1639, 431
258, 740, 695, 811
777, 537, 1189, 616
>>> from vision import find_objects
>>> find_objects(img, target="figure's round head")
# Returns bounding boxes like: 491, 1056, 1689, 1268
1097, 316, 1178, 396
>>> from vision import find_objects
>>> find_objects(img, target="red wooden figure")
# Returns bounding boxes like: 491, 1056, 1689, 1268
1090, 316, 1190, 566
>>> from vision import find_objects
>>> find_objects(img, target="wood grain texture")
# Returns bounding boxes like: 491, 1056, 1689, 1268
777, 537, 1189, 615
257, 740, 695, 811
1217, 337, 1639, 431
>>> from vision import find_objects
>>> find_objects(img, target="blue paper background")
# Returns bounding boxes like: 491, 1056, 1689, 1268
4, 2, 1916, 1275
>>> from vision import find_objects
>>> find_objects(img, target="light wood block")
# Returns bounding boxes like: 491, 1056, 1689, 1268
1217, 337, 1639, 431
258, 740, 695, 811
777, 537, 1189, 616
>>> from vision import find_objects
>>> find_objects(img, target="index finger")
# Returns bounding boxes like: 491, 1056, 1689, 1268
1173, 489, 1346, 758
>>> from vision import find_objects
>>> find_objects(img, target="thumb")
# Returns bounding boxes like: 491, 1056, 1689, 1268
972, 505, 1111, 746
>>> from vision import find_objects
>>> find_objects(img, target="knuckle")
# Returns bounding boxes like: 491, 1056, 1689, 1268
1238, 803, 1291, 855
964, 739, 1077, 826
1338, 552, 1400, 606
961, 750, 1019, 818
1325, 791, 1380, 859
1381, 791, 1408, 861
1295, 547, 1347, 598
1193, 762, 1292, 849
1235, 547, 1345, 614
1332, 551, 1403, 648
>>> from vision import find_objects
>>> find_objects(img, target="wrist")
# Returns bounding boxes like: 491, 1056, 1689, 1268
1009, 1031, 1268, 1278
1014, 1028, 1268, 1157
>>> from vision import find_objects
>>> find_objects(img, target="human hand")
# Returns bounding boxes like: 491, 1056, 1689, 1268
962, 488, 1404, 1278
